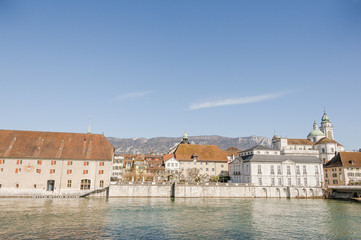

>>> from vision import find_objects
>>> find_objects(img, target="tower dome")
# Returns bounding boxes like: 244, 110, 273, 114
307, 120, 325, 142
321, 109, 330, 122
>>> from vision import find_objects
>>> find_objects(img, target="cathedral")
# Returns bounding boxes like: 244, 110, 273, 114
272, 110, 344, 164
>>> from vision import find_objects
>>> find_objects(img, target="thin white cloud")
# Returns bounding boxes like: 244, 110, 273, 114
189, 91, 290, 110
114, 90, 154, 102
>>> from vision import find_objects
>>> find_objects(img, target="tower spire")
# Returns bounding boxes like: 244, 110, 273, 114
88, 117, 91, 134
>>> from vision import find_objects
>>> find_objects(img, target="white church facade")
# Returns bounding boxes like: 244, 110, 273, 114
272, 110, 344, 164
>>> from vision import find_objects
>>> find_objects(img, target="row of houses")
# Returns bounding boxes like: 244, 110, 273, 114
0, 110, 360, 196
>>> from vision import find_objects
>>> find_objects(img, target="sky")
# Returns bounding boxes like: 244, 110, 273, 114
1, 0, 361, 150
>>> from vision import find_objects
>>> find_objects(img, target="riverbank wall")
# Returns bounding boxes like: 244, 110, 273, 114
108, 182, 324, 198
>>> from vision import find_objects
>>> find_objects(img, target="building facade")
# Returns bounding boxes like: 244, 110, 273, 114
324, 152, 361, 186
229, 146, 323, 187
0, 130, 114, 196
272, 110, 344, 164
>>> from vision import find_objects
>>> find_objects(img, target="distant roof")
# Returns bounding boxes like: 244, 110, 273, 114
324, 152, 361, 168
174, 144, 228, 162
241, 145, 274, 152
240, 154, 321, 164
287, 139, 314, 145
163, 154, 174, 161
224, 147, 241, 155
0, 129, 114, 160
315, 137, 343, 146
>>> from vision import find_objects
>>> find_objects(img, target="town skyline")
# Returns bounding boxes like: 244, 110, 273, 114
1, 1, 360, 150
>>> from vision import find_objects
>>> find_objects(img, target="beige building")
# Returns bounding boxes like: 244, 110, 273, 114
171, 133, 228, 177
0, 129, 114, 197
324, 152, 361, 186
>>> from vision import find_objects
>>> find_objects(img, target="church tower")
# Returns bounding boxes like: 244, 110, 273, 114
307, 120, 325, 142
180, 130, 190, 144
320, 109, 334, 140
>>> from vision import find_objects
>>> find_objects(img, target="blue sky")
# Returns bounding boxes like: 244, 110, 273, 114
1, 0, 361, 150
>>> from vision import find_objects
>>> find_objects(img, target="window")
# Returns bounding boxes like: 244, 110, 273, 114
325, 173, 328, 178
100, 180, 104, 188
67, 180, 72, 188
303, 165, 307, 174
277, 165, 281, 175
304, 178, 308, 186
221, 164, 224, 168
171, 163, 174, 167
67, 161, 73, 166
347, 173, 354, 177
67, 169, 72, 174
16, 184, 19, 188
0, 184, 2, 188
332, 180, 338, 184
36, 169, 41, 174
297, 178, 301, 186
316, 178, 319, 186
51, 160, 56, 165
34, 184, 37, 189
150, 163, 154, 168
50, 169, 55, 174
15, 168, 21, 173
278, 178, 282, 186
206, 162, 208, 165
270, 165, 275, 175
271, 178, 275, 186
99, 170, 104, 175
296, 166, 300, 175
288, 178, 291, 186
332, 173, 337, 178
16, 160, 22, 165
212, 168, 215, 171
287, 166, 291, 175
83, 170, 88, 174
99, 162, 104, 166
200, 168, 203, 171
167, 163, 170, 167
258, 165, 262, 174
206, 168, 209, 171
0, 168, 3, 172
258, 178, 262, 186
80, 179, 91, 190
84, 161, 89, 166
315, 166, 319, 174
175, 163, 178, 167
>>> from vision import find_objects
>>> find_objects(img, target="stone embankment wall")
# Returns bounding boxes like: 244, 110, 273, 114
109, 182, 324, 198
0, 188, 106, 198
108, 182, 173, 197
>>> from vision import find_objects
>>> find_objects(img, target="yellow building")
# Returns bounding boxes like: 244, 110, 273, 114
0, 129, 114, 197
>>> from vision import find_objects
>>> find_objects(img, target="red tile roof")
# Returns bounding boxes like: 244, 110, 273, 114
0, 129, 114, 160
287, 139, 314, 145
315, 137, 343, 146
163, 154, 174, 161
325, 152, 361, 168
174, 144, 228, 162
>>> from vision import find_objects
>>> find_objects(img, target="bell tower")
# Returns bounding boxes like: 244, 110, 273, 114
320, 108, 334, 140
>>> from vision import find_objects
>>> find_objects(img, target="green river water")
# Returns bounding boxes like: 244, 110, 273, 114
0, 198, 360, 239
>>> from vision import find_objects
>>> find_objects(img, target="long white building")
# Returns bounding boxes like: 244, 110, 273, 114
230, 146, 323, 187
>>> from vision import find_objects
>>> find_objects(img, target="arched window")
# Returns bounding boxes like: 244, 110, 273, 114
80, 179, 91, 190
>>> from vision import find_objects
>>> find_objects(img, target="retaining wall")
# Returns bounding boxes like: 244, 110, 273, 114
109, 182, 324, 198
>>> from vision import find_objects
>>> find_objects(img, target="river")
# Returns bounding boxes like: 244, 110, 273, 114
0, 198, 360, 239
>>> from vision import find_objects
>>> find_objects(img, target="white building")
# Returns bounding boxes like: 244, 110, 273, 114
230, 146, 323, 187
272, 110, 344, 164
111, 154, 124, 180
163, 154, 180, 173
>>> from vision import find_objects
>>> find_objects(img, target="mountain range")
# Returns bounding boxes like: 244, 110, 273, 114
107, 135, 272, 155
